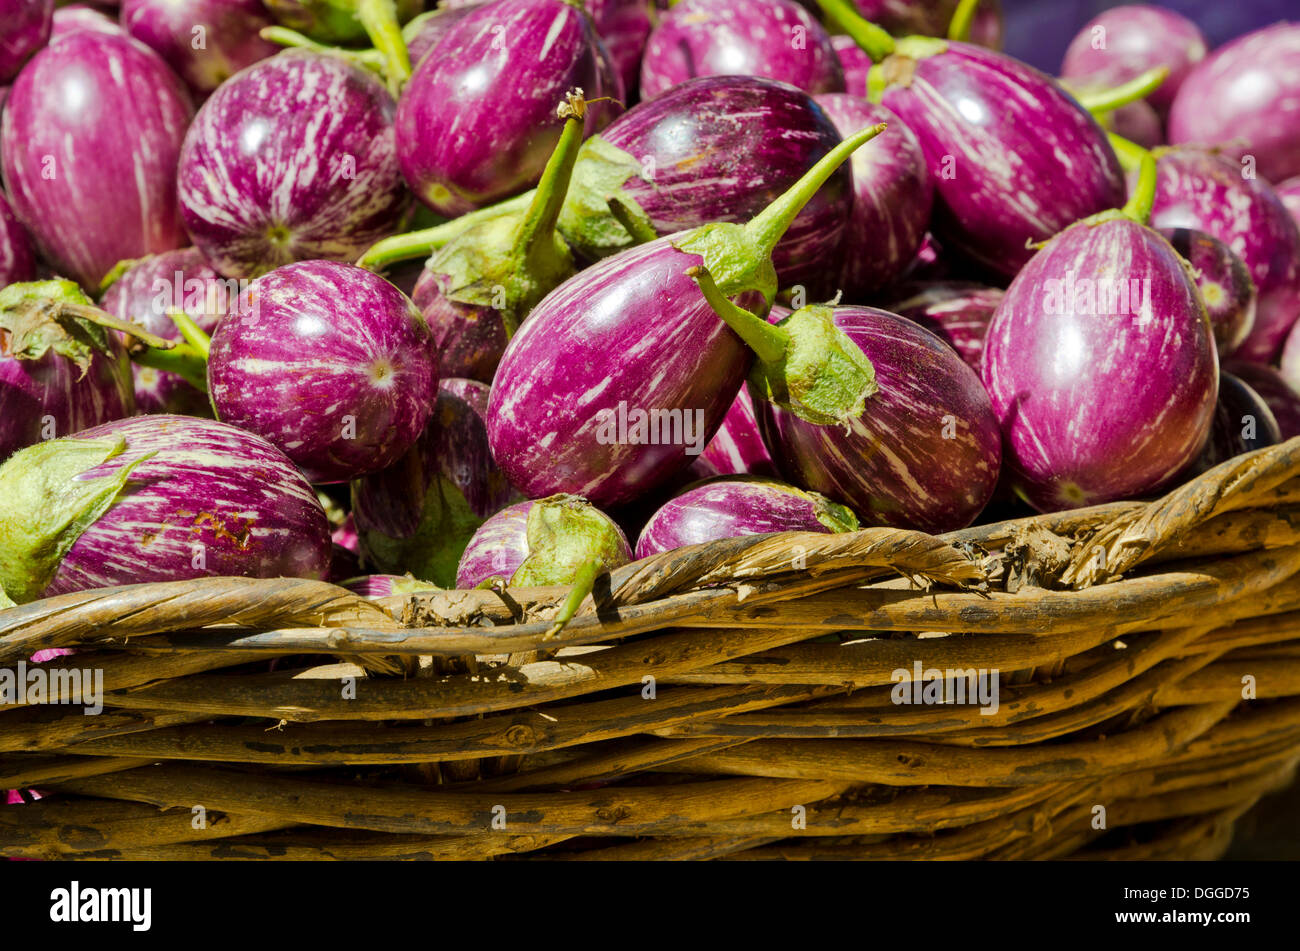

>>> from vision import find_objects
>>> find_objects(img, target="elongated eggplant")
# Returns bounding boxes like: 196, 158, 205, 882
121, 0, 279, 96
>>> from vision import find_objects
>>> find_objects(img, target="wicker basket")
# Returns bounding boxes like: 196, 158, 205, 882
2, 436, 1299, 861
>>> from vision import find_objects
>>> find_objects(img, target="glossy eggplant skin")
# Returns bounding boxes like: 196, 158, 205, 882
982, 217, 1218, 512
0, 30, 193, 288
1168, 23, 1300, 186
639, 0, 843, 100
1146, 148, 1300, 364
693, 385, 778, 479
756, 305, 1001, 534
874, 41, 1125, 279
0, 191, 35, 288
120, 0, 279, 97
886, 281, 1003, 372
1225, 359, 1300, 442
177, 50, 407, 279
0, 0, 53, 82
1158, 227, 1256, 358
395, 0, 621, 217
1184, 371, 1282, 476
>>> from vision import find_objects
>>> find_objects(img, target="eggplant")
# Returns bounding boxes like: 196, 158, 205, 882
0, 0, 53, 82
99, 248, 230, 415
177, 50, 407, 279
339, 573, 438, 598
981, 158, 1218, 512
639, 0, 844, 99
1284, 326, 1300, 399
1158, 227, 1256, 358
207, 260, 439, 484
121, 0, 278, 96
815, 93, 929, 298
886, 280, 1002, 372
1105, 100, 1163, 151
1224, 360, 1300, 442
831, 33, 871, 98
1186, 371, 1282, 475
0, 415, 331, 602
1060, 4, 1206, 116
755, 303, 1001, 533
395, 0, 621, 217
1169, 23, 1300, 186
486, 121, 885, 508
635, 475, 858, 558
50, 4, 121, 39
351, 377, 522, 587
0, 191, 35, 287
0, 30, 193, 289
586, 0, 653, 99
693, 384, 778, 479
263, 0, 421, 88
1278, 177, 1300, 227
1146, 148, 1300, 364
403, 2, 478, 68
0, 281, 135, 462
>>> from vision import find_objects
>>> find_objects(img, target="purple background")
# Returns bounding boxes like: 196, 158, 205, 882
1002, 0, 1295, 73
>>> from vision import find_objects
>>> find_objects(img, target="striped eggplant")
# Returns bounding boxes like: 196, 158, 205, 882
487, 122, 885, 507
0, 415, 331, 602
0, 0, 52, 82
208, 260, 439, 483
639, 0, 843, 99
0, 30, 192, 289
0, 281, 134, 462
558, 75, 852, 293
178, 51, 407, 279
1186, 371, 1282, 476
1169, 23, 1300, 186
886, 280, 1002, 371
1158, 228, 1256, 358
1105, 100, 1163, 151
634, 475, 859, 558
455, 494, 630, 596
832, 34, 871, 98
99, 248, 231, 416
586, 0, 653, 99
395, 0, 621, 217
339, 573, 438, 598
121, 0, 279, 96
352, 377, 522, 587
1060, 4, 1206, 116
982, 212, 1218, 512
50, 4, 121, 39
1284, 327, 1300, 398
755, 303, 1001, 532
1146, 148, 1300, 364
1278, 177, 1300, 228
1225, 360, 1300, 442
815, 93, 929, 298
404, 2, 478, 68
0, 191, 35, 287
693, 385, 778, 479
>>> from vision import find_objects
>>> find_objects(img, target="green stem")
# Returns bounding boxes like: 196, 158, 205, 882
1075, 66, 1169, 114
744, 121, 887, 259
169, 311, 212, 358
607, 195, 659, 244
947, 0, 980, 41
131, 343, 209, 393
513, 95, 586, 270
1119, 143, 1157, 226
687, 266, 789, 365
259, 25, 386, 73
357, 192, 537, 271
356, 0, 411, 92
1108, 133, 1149, 175
60, 303, 176, 350
543, 557, 600, 641
815, 0, 896, 62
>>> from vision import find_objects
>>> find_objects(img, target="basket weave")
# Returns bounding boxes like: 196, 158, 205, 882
3, 436, 1300, 861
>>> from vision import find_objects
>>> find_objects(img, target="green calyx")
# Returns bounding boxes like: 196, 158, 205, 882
710, 475, 861, 533
866, 37, 948, 102
511, 494, 628, 589
556, 135, 656, 261
357, 191, 536, 272
0, 436, 152, 603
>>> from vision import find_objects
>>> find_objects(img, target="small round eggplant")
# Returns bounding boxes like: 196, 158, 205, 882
0, 0, 53, 82
0, 415, 331, 602
121, 0, 279, 96
339, 573, 439, 599
50, 4, 121, 39
639, 0, 843, 99
207, 260, 439, 484
693, 384, 778, 479
886, 280, 1003, 372
831, 33, 871, 98
1224, 359, 1300, 442
635, 475, 858, 558
1158, 227, 1256, 358
586, 0, 653, 99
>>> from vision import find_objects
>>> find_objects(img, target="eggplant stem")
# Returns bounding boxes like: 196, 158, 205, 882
688, 265, 789, 365
1076, 66, 1169, 114
815, 0, 896, 62
168, 311, 212, 358
1120, 146, 1157, 226
607, 195, 658, 244
356, 191, 537, 270
513, 92, 587, 276
259, 26, 386, 73
543, 558, 600, 641
131, 343, 209, 393
356, 0, 411, 92
947, 0, 980, 42
744, 122, 886, 260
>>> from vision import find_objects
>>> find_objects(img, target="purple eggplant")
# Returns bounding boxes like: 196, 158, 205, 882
177, 51, 406, 279
486, 122, 885, 508
395, 0, 621, 218
0, 191, 35, 287
1278, 177, 1300, 229
1225, 360, 1300, 442
121, 0, 278, 96
982, 206, 1218, 512
1146, 148, 1300, 364
586, 0, 653, 99
1169, 23, 1300, 187
886, 280, 1002, 371
815, 93, 929, 298
558, 75, 852, 293
0, 281, 135, 462
755, 304, 1001, 533
1158, 227, 1256, 358
0, 30, 193, 289
1186, 371, 1282, 475
1105, 100, 1162, 150
1060, 4, 1206, 116
403, 2, 478, 68
832, 33, 871, 97
99, 248, 231, 416
0, 0, 53, 82
50, 4, 121, 39
1284, 327, 1300, 399
455, 494, 631, 593
340, 573, 438, 598
693, 384, 778, 479
351, 377, 522, 586
207, 260, 439, 484
634, 475, 858, 558
0, 414, 331, 602
639, 0, 843, 99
